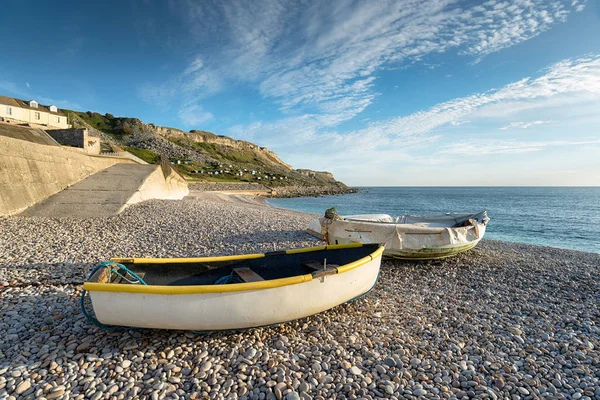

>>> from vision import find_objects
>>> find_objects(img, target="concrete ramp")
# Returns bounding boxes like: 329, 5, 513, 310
22, 163, 189, 218
0, 123, 60, 146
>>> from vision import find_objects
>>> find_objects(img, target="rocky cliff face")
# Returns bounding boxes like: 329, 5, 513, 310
116, 119, 293, 171
67, 110, 351, 192
296, 169, 336, 183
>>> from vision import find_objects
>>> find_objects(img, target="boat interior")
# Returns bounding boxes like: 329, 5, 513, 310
91, 244, 381, 286
346, 212, 487, 228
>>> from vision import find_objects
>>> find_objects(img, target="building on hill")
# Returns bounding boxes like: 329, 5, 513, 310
0, 95, 70, 129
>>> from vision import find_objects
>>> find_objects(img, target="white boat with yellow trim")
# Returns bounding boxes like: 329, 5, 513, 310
307, 210, 489, 260
82, 243, 384, 331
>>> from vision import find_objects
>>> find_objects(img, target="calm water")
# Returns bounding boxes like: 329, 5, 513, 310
267, 187, 600, 254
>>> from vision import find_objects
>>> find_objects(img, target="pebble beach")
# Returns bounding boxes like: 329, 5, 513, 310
1, 194, 599, 400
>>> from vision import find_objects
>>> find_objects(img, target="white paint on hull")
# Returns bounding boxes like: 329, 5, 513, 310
309, 211, 489, 260
89, 257, 381, 330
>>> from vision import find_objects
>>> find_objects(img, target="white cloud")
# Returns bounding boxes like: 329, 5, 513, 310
139, 57, 221, 108
184, 57, 204, 74
351, 54, 600, 139
227, 54, 600, 180
178, 104, 214, 126
25, 82, 30, 88
499, 120, 554, 130
145, 0, 583, 134
451, 120, 470, 126
572, 0, 587, 12
232, 51, 600, 161
439, 138, 600, 155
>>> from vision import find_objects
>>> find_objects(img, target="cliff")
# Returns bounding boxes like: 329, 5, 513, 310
63, 110, 353, 194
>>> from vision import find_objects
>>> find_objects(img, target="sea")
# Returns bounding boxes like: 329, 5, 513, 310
267, 187, 600, 254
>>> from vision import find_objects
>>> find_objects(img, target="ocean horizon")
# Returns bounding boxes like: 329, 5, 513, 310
267, 186, 600, 254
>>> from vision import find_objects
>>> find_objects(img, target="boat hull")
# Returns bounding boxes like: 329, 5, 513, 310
310, 211, 489, 260
86, 245, 383, 331
329, 236, 482, 260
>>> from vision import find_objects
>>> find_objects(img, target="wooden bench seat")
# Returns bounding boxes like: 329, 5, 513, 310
303, 261, 340, 270
303, 261, 339, 278
233, 267, 264, 283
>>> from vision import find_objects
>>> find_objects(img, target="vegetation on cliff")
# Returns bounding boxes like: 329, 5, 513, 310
63, 109, 354, 193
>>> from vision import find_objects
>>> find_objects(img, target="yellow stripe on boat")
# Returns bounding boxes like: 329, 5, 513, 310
337, 245, 385, 273
86, 244, 384, 295
285, 242, 363, 254
84, 274, 313, 294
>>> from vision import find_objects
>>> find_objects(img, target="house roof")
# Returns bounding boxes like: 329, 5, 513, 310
0, 95, 66, 116
0, 95, 20, 108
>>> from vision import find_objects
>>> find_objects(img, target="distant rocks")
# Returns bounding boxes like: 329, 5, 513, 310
189, 182, 269, 192
270, 185, 357, 198
189, 182, 357, 198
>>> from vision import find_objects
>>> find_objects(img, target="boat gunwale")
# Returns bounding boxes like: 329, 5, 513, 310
334, 219, 481, 234
83, 243, 385, 295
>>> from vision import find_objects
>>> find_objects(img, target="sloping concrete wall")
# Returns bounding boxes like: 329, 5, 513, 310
126, 162, 189, 207
22, 163, 189, 218
0, 135, 133, 216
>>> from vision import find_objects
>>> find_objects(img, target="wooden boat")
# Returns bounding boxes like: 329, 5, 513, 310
82, 243, 384, 331
307, 210, 489, 260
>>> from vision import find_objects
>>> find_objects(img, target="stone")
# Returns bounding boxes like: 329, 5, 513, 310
298, 382, 309, 393
200, 361, 212, 372
507, 327, 523, 336
286, 392, 301, 400
349, 366, 362, 375
15, 380, 31, 395
384, 357, 397, 368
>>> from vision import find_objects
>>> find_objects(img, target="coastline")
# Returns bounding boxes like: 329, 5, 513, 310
1, 193, 599, 399
189, 182, 358, 199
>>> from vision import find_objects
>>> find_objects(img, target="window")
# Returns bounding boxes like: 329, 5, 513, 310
34, 112, 40, 120
5, 107, 11, 115
55, 116, 60, 123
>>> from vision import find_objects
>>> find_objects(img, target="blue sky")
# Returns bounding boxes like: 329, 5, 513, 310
1, 0, 599, 185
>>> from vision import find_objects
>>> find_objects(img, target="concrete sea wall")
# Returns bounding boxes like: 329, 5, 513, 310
0, 135, 132, 216
125, 162, 189, 207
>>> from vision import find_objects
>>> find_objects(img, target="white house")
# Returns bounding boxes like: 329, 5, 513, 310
0, 95, 70, 129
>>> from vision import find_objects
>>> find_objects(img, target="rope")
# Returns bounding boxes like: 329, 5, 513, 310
80, 261, 147, 330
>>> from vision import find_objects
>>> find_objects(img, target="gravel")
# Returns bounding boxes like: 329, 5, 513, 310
1, 196, 599, 400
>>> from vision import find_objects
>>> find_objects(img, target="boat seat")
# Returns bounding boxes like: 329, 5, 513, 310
233, 267, 264, 283
303, 261, 339, 278
303, 261, 340, 270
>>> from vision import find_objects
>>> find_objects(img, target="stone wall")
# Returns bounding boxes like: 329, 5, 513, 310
0, 135, 133, 216
45, 128, 102, 155
46, 128, 88, 149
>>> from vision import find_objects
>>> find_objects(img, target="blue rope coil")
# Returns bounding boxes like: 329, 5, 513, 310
214, 271, 243, 285
80, 261, 147, 330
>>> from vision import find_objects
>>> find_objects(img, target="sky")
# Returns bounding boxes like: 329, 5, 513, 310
1, 0, 599, 186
